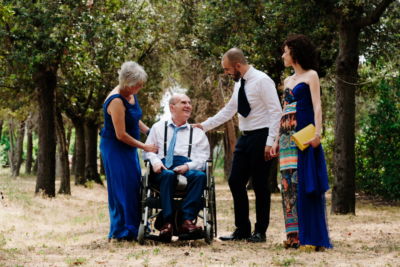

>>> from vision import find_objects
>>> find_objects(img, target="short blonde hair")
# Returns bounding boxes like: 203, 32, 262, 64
118, 61, 148, 89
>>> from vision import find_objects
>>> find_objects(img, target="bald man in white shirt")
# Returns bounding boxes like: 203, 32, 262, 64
195, 48, 282, 242
144, 94, 210, 242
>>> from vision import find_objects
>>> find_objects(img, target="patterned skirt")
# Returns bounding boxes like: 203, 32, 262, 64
279, 102, 299, 244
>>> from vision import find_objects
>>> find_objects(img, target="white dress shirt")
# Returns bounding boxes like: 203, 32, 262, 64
144, 119, 210, 171
201, 66, 282, 146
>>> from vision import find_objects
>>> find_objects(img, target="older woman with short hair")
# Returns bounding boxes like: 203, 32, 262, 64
100, 61, 157, 241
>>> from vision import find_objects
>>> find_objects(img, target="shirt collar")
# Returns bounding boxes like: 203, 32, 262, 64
167, 119, 189, 128
242, 65, 254, 81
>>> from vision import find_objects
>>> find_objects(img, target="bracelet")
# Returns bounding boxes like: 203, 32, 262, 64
315, 133, 321, 138
145, 128, 150, 135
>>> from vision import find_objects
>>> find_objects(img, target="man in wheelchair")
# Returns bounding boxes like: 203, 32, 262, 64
144, 93, 210, 242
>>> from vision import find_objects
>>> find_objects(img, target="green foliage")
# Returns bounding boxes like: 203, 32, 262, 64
0, 133, 10, 166
57, 0, 179, 126
179, 0, 337, 82
356, 77, 400, 200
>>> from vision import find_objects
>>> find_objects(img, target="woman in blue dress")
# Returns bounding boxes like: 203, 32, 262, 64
271, 35, 332, 250
100, 61, 157, 241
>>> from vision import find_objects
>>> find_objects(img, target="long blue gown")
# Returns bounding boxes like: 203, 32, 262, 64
100, 94, 142, 240
293, 82, 332, 248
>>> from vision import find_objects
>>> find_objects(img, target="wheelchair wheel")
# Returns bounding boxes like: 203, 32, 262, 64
211, 182, 217, 237
207, 177, 217, 238
204, 222, 213, 244
138, 223, 145, 245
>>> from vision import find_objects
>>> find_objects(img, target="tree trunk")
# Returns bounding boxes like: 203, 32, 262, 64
331, 23, 359, 215
56, 109, 71, 194
223, 119, 237, 180
35, 67, 57, 197
7, 120, 15, 170
71, 139, 76, 175
66, 125, 72, 152
99, 154, 105, 176
72, 119, 86, 185
25, 117, 33, 174
33, 156, 38, 175
8, 119, 25, 177
10, 120, 25, 177
0, 120, 3, 141
84, 119, 103, 185
206, 131, 222, 160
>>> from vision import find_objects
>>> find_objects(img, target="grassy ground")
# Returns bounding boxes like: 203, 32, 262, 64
0, 168, 399, 267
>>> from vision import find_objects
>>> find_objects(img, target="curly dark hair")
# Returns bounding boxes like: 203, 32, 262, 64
283, 34, 318, 70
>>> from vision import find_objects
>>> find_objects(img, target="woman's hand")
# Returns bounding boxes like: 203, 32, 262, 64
305, 134, 321, 148
143, 144, 158, 153
270, 140, 279, 157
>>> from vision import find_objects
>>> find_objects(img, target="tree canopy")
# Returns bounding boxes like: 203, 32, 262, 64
0, 0, 398, 206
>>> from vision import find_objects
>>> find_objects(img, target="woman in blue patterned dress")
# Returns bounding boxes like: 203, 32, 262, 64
271, 35, 332, 250
100, 61, 157, 241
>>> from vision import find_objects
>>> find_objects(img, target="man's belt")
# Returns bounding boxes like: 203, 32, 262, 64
242, 127, 269, 136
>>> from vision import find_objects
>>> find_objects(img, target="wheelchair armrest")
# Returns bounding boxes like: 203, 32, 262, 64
205, 158, 214, 188
142, 160, 152, 188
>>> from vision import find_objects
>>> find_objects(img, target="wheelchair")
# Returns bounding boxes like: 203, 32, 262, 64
137, 159, 217, 244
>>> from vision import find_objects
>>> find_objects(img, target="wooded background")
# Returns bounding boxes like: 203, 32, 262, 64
0, 0, 398, 215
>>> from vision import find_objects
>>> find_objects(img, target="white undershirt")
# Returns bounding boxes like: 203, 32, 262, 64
144, 119, 210, 171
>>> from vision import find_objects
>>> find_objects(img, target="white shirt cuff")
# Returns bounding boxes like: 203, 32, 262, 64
186, 161, 196, 170
150, 157, 162, 167
266, 136, 275, 146
200, 122, 210, 132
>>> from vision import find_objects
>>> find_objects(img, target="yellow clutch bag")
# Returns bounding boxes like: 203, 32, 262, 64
291, 124, 315, 151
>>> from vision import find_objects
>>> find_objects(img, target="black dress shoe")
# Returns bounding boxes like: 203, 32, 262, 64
219, 229, 250, 241
159, 222, 173, 243
247, 232, 266, 243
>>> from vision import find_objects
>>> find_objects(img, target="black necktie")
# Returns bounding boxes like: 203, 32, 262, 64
238, 78, 251, 117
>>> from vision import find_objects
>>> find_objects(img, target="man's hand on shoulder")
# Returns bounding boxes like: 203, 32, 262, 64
192, 123, 203, 130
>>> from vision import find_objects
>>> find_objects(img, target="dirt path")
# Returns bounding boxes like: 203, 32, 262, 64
0, 174, 399, 267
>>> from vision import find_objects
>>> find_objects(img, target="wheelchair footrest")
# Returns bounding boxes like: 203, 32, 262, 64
178, 231, 205, 241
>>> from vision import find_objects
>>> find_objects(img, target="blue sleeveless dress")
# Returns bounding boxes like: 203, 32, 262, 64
293, 82, 332, 248
100, 94, 142, 240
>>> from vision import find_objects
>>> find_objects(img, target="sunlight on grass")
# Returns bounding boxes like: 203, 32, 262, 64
0, 166, 399, 266
272, 256, 298, 266
213, 167, 226, 185
71, 215, 93, 225
0, 232, 7, 248
65, 257, 87, 266
0, 176, 33, 207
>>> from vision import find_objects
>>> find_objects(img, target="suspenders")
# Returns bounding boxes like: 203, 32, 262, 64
163, 121, 193, 158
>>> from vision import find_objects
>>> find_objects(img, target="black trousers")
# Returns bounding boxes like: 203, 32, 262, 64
228, 127, 272, 234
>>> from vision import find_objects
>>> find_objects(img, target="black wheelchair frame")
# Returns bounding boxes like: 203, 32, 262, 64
137, 159, 217, 244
